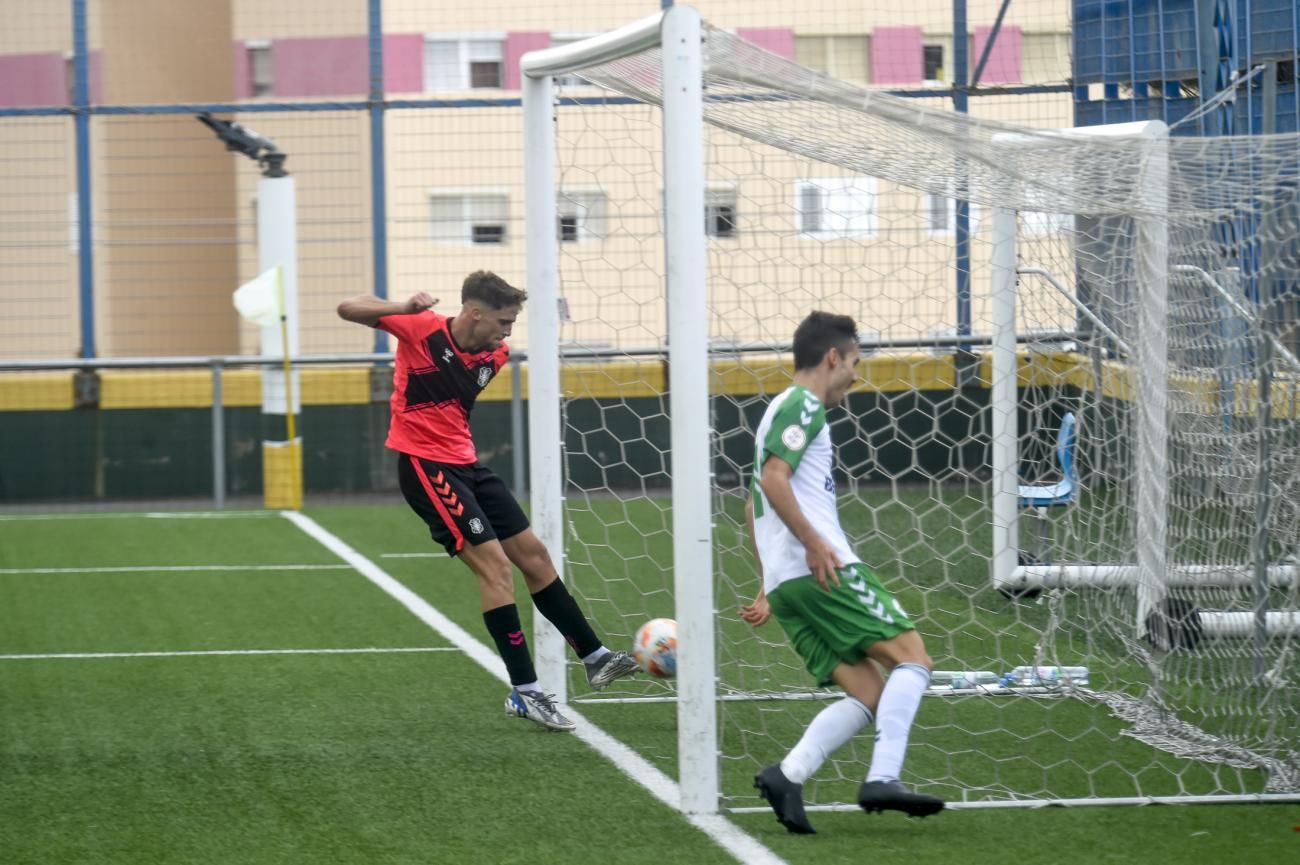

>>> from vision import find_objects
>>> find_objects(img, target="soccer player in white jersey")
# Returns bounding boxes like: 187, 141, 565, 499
741, 311, 945, 833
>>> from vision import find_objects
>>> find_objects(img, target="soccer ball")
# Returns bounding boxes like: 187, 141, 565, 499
633, 618, 678, 678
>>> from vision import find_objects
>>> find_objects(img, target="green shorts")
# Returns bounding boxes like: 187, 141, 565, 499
767, 563, 914, 687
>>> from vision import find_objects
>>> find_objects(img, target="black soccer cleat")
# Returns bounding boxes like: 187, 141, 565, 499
857, 779, 945, 818
754, 764, 816, 834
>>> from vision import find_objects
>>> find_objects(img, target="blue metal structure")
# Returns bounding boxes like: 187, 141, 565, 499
1073, 0, 1299, 402
953, 0, 973, 350
73, 0, 95, 358
1074, 0, 1299, 134
367, 0, 390, 353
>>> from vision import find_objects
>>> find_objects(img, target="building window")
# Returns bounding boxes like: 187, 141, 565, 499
248, 41, 273, 97
797, 183, 824, 233
558, 215, 579, 242
793, 35, 870, 83
706, 187, 737, 238
922, 192, 981, 235
794, 178, 877, 239
430, 191, 509, 245
469, 57, 501, 88
923, 44, 944, 83
425, 36, 504, 90
557, 190, 607, 242
1020, 31, 1068, 85
471, 224, 504, 243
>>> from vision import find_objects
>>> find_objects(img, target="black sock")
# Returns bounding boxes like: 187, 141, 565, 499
482, 604, 537, 687
530, 578, 603, 659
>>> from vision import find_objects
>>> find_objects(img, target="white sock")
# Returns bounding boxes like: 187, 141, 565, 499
866, 663, 930, 783
515, 681, 541, 694
581, 647, 609, 665
780, 696, 873, 784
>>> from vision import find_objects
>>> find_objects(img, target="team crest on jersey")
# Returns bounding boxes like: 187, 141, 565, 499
781, 425, 806, 450
443, 348, 454, 362
477, 366, 492, 387
468, 518, 484, 534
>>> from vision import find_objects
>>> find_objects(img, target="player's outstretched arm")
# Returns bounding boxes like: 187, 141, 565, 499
337, 292, 437, 327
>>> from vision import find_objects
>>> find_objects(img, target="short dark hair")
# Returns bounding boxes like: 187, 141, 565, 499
462, 270, 527, 309
792, 311, 858, 371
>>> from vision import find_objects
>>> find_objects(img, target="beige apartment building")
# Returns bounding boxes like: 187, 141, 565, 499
0, 0, 1075, 361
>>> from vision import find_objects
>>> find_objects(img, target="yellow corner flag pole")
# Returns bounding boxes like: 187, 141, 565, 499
276, 266, 302, 510
277, 265, 296, 443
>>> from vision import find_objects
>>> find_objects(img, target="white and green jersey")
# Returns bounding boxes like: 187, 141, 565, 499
751, 384, 859, 594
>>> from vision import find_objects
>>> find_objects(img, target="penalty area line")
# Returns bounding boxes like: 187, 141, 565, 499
0, 647, 457, 661
282, 510, 787, 865
0, 510, 275, 522
0, 564, 352, 575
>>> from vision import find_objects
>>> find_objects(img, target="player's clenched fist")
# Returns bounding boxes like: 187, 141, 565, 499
404, 292, 437, 314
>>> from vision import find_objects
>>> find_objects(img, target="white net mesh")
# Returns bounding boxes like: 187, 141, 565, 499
543, 22, 1299, 807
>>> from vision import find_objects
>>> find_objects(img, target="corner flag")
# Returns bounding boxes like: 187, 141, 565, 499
233, 266, 284, 327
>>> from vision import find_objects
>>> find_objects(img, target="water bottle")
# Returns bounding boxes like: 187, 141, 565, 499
999, 665, 1089, 687
930, 670, 999, 689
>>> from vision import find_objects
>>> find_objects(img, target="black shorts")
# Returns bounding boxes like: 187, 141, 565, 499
397, 454, 530, 556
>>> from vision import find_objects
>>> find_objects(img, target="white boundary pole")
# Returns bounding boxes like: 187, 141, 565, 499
256, 174, 299, 415
661, 5, 718, 815
990, 205, 1019, 591
522, 69, 567, 699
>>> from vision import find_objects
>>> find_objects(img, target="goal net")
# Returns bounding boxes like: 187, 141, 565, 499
522, 7, 1300, 811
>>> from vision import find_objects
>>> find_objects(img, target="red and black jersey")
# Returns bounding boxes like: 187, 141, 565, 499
376, 310, 507, 464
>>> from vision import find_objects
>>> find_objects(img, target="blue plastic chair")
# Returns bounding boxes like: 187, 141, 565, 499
1017, 412, 1077, 563
1018, 412, 1077, 508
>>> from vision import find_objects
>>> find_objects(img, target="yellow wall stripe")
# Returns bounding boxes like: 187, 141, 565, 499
0, 372, 76, 410
5, 352, 1298, 417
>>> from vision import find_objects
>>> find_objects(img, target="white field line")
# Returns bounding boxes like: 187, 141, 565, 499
0, 511, 274, 522
282, 510, 786, 865
0, 647, 456, 661
0, 564, 351, 575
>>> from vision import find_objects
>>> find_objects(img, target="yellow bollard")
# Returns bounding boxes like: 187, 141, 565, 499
262, 437, 303, 510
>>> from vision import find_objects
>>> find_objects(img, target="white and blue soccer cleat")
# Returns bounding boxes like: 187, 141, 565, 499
504, 688, 576, 732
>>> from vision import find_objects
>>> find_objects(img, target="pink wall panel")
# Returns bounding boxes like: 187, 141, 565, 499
503, 32, 551, 90
973, 25, 1022, 84
233, 41, 251, 99
272, 36, 367, 98
0, 52, 66, 107
871, 26, 923, 85
736, 27, 795, 59
383, 34, 424, 93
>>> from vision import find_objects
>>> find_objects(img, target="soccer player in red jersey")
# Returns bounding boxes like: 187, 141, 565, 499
338, 271, 637, 730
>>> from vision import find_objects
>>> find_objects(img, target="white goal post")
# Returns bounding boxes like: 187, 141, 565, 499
522, 6, 719, 814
